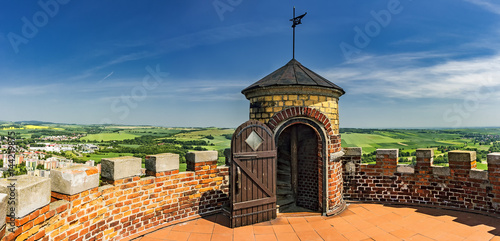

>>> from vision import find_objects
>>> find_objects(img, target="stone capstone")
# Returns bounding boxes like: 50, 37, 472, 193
50, 164, 99, 195
101, 156, 141, 180
145, 153, 179, 172
0, 175, 50, 218
186, 151, 218, 163
0, 194, 6, 228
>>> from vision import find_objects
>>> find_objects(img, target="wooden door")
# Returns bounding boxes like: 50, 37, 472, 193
230, 120, 277, 227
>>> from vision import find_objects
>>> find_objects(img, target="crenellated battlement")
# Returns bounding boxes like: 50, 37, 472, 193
0, 151, 229, 241
342, 148, 500, 214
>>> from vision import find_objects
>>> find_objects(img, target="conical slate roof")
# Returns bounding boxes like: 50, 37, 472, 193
242, 59, 344, 94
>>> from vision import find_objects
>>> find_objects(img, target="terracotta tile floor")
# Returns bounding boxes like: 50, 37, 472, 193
134, 203, 500, 241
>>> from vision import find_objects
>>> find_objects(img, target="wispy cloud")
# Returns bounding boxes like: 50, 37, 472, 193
391, 37, 433, 46
321, 52, 500, 99
464, 0, 500, 15
99, 71, 114, 83
0, 84, 62, 96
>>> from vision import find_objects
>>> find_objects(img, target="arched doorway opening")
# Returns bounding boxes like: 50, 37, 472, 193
276, 122, 325, 213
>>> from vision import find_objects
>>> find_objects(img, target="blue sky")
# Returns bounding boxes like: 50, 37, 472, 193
1, 0, 500, 128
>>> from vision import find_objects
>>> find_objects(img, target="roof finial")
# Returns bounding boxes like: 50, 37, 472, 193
290, 7, 307, 60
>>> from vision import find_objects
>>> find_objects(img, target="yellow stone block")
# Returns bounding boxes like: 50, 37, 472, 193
319, 96, 326, 102
299, 95, 309, 100
273, 95, 282, 101
288, 95, 298, 100
265, 107, 273, 112
310, 96, 318, 101
256, 113, 261, 118
274, 107, 283, 112
293, 100, 303, 106
285, 101, 293, 106
264, 96, 273, 101
278, 101, 284, 107
304, 100, 314, 106
262, 113, 269, 118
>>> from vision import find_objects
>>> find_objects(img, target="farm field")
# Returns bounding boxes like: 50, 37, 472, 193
1, 121, 498, 172
81, 152, 136, 163
81, 132, 139, 141
172, 128, 233, 150
340, 128, 500, 170
341, 129, 489, 154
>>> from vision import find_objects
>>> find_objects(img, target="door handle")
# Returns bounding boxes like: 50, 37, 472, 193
236, 166, 241, 194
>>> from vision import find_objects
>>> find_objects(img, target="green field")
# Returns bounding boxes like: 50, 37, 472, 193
81, 152, 136, 163
173, 128, 233, 150
340, 129, 500, 170
341, 133, 407, 153
81, 132, 139, 141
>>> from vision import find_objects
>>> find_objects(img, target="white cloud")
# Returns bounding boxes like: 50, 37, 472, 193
321, 52, 500, 100
464, 0, 500, 15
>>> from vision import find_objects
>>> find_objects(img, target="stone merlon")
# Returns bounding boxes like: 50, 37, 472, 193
50, 164, 99, 195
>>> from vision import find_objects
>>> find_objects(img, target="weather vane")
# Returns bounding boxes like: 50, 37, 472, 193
290, 7, 307, 59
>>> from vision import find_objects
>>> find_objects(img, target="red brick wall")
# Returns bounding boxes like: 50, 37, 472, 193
296, 127, 320, 211
3, 160, 229, 241
342, 149, 499, 215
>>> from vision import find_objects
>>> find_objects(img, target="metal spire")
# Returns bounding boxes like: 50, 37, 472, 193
290, 7, 307, 59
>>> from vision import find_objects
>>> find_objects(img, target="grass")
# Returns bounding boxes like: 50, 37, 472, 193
81, 152, 136, 163
476, 162, 488, 170
341, 133, 407, 154
81, 132, 139, 141
173, 128, 234, 152
119, 144, 142, 148
180, 163, 187, 172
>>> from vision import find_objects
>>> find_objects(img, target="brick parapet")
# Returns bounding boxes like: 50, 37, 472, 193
3, 151, 229, 241
342, 148, 499, 215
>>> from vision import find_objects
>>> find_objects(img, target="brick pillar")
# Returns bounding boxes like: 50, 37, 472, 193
448, 151, 476, 177
487, 153, 500, 207
376, 149, 398, 176
343, 147, 362, 176
186, 151, 218, 172
415, 149, 433, 174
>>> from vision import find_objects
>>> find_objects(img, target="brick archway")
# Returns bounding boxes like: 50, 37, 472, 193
267, 107, 334, 136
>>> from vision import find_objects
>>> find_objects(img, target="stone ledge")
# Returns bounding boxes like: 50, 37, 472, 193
416, 149, 434, 158
0, 175, 50, 218
488, 153, 500, 165
50, 164, 99, 195
376, 149, 398, 159
102, 156, 142, 180
186, 151, 218, 163
397, 165, 415, 174
432, 166, 451, 176
344, 147, 362, 157
146, 153, 179, 172
449, 151, 476, 164
0, 194, 6, 228
470, 169, 488, 180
